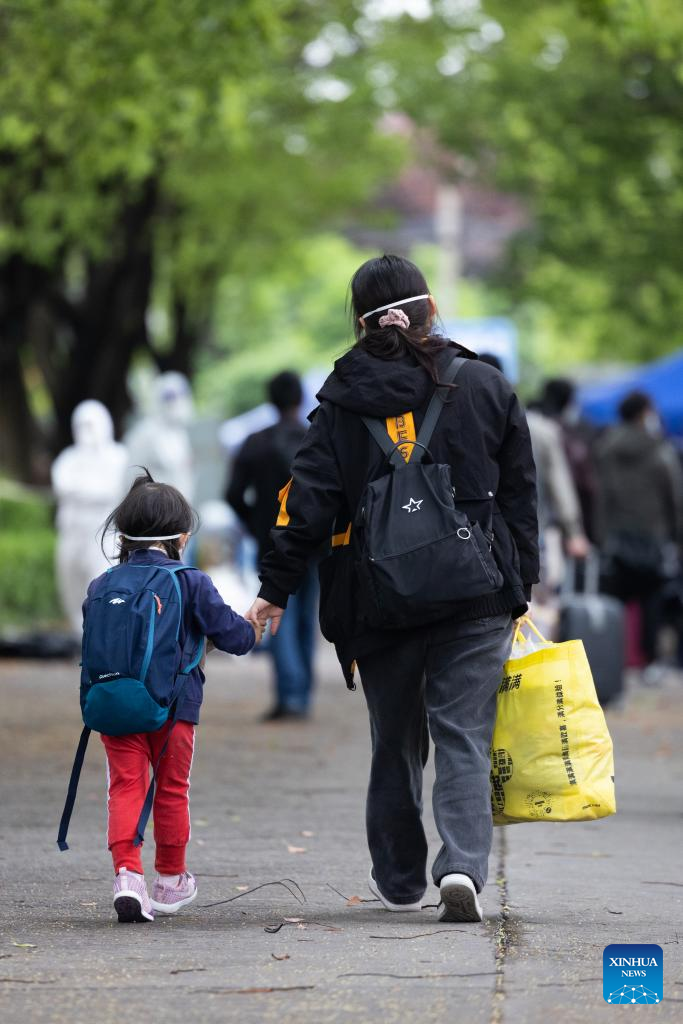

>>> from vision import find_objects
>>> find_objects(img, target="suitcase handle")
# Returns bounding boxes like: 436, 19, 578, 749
562, 551, 600, 597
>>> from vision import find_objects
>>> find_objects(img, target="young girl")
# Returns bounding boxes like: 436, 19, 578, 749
86, 470, 261, 923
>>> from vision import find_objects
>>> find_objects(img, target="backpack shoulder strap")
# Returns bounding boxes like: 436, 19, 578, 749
361, 415, 405, 468
57, 725, 92, 851
415, 355, 467, 455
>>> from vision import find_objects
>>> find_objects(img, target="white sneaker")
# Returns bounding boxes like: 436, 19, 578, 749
150, 871, 197, 915
113, 867, 154, 923
437, 873, 483, 922
368, 869, 422, 912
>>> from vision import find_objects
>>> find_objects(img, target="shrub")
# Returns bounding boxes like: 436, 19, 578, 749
0, 482, 60, 626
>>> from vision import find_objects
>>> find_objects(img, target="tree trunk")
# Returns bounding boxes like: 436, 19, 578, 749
50, 178, 158, 454
0, 179, 209, 482
0, 256, 50, 482
157, 293, 209, 378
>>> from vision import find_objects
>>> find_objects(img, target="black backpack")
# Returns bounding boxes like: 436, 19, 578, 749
356, 355, 503, 629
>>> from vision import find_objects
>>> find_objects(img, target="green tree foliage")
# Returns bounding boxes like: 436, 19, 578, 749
5, 0, 682, 486
0, 0, 404, 479
370, 0, 683, 363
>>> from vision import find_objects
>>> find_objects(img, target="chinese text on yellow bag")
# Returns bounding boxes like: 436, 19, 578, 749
491, 619, 616, 825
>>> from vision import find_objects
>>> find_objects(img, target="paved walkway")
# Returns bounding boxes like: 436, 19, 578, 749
1, 645, 682, 1022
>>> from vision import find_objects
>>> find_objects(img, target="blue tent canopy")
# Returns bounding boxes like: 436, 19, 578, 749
579, 349, 683, 436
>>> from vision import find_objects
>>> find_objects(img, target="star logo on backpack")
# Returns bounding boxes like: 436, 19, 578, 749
402, 497, 423, 513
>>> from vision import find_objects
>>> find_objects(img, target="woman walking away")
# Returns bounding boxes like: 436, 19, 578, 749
62, 471, 261, 923
247, 255, 538, 922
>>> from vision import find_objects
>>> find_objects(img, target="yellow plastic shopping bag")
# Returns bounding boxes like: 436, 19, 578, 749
490, 618, 616, 825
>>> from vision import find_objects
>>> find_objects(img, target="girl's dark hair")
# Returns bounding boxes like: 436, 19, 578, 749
349, 254, 448, 383
102, 469, 199, 563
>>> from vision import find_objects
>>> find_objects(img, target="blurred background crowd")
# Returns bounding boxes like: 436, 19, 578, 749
1, 0, 682, 714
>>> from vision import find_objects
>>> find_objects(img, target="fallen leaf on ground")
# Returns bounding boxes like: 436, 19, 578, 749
236, 886, 249, 892
271, 953, 291, 961
286, 844, 306, 854
346, 895, 362, 906
12, 942, 36, 949
300, 830, 315, 838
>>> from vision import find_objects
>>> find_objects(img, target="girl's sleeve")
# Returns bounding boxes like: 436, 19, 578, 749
191, 574, 255, 655
258, 404, 343, 608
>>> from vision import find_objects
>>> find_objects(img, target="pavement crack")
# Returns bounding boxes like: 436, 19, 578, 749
490, 827, 514, 1024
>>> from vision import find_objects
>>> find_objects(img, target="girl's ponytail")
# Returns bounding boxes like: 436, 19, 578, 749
101, 469, 199, 563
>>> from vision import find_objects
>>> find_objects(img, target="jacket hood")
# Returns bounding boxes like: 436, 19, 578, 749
316, 340, 477, 418
599, 423, 662, 463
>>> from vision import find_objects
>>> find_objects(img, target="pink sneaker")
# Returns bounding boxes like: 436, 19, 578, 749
150, 872, 197, 915
113, 867, 154, 923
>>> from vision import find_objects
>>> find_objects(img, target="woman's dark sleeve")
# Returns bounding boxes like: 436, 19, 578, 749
258, 405, 343, 608
496, 391, 540, 596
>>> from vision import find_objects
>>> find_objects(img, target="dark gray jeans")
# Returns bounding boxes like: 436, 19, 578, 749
357, 613, 513, 904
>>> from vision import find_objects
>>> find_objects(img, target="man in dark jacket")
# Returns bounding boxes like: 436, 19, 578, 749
596, 390, 683, 665
250, 343, 539, 688
226, 371, 317, 720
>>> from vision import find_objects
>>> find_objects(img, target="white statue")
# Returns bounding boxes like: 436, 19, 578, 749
51, 400, 129, 635
124, 372, 195, 500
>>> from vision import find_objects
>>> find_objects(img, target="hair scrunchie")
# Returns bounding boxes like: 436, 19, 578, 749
378, 308, 410, 329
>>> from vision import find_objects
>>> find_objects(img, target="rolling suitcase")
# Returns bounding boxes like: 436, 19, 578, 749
558, 555, 625, 705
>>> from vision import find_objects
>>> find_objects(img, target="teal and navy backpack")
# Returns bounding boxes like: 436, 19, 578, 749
57, 560, 204, 851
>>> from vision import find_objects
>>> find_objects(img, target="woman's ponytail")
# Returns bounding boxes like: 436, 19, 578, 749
349, 255, 449, 385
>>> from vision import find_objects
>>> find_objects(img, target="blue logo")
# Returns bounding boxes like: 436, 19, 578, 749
603, 944, 663, 1004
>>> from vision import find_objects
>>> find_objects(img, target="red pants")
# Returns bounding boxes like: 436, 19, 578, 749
101, 720, 195, 875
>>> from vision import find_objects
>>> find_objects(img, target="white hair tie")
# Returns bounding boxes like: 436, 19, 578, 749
120, 533, 184, 541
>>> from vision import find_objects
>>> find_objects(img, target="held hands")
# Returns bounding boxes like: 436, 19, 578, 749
249, 618, 267, 645
245, 597, 285, 641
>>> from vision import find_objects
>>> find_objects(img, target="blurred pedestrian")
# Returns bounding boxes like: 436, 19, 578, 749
526, 401, 589, 588
541, 378, 599, 542
51, 401, 128, 635
245, 254, 538, 922
227, 371, 317, 721
125, 372, 195, 501
596, 390, 683, 668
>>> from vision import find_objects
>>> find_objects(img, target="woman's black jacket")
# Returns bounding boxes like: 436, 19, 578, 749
258, 342, 539, 686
